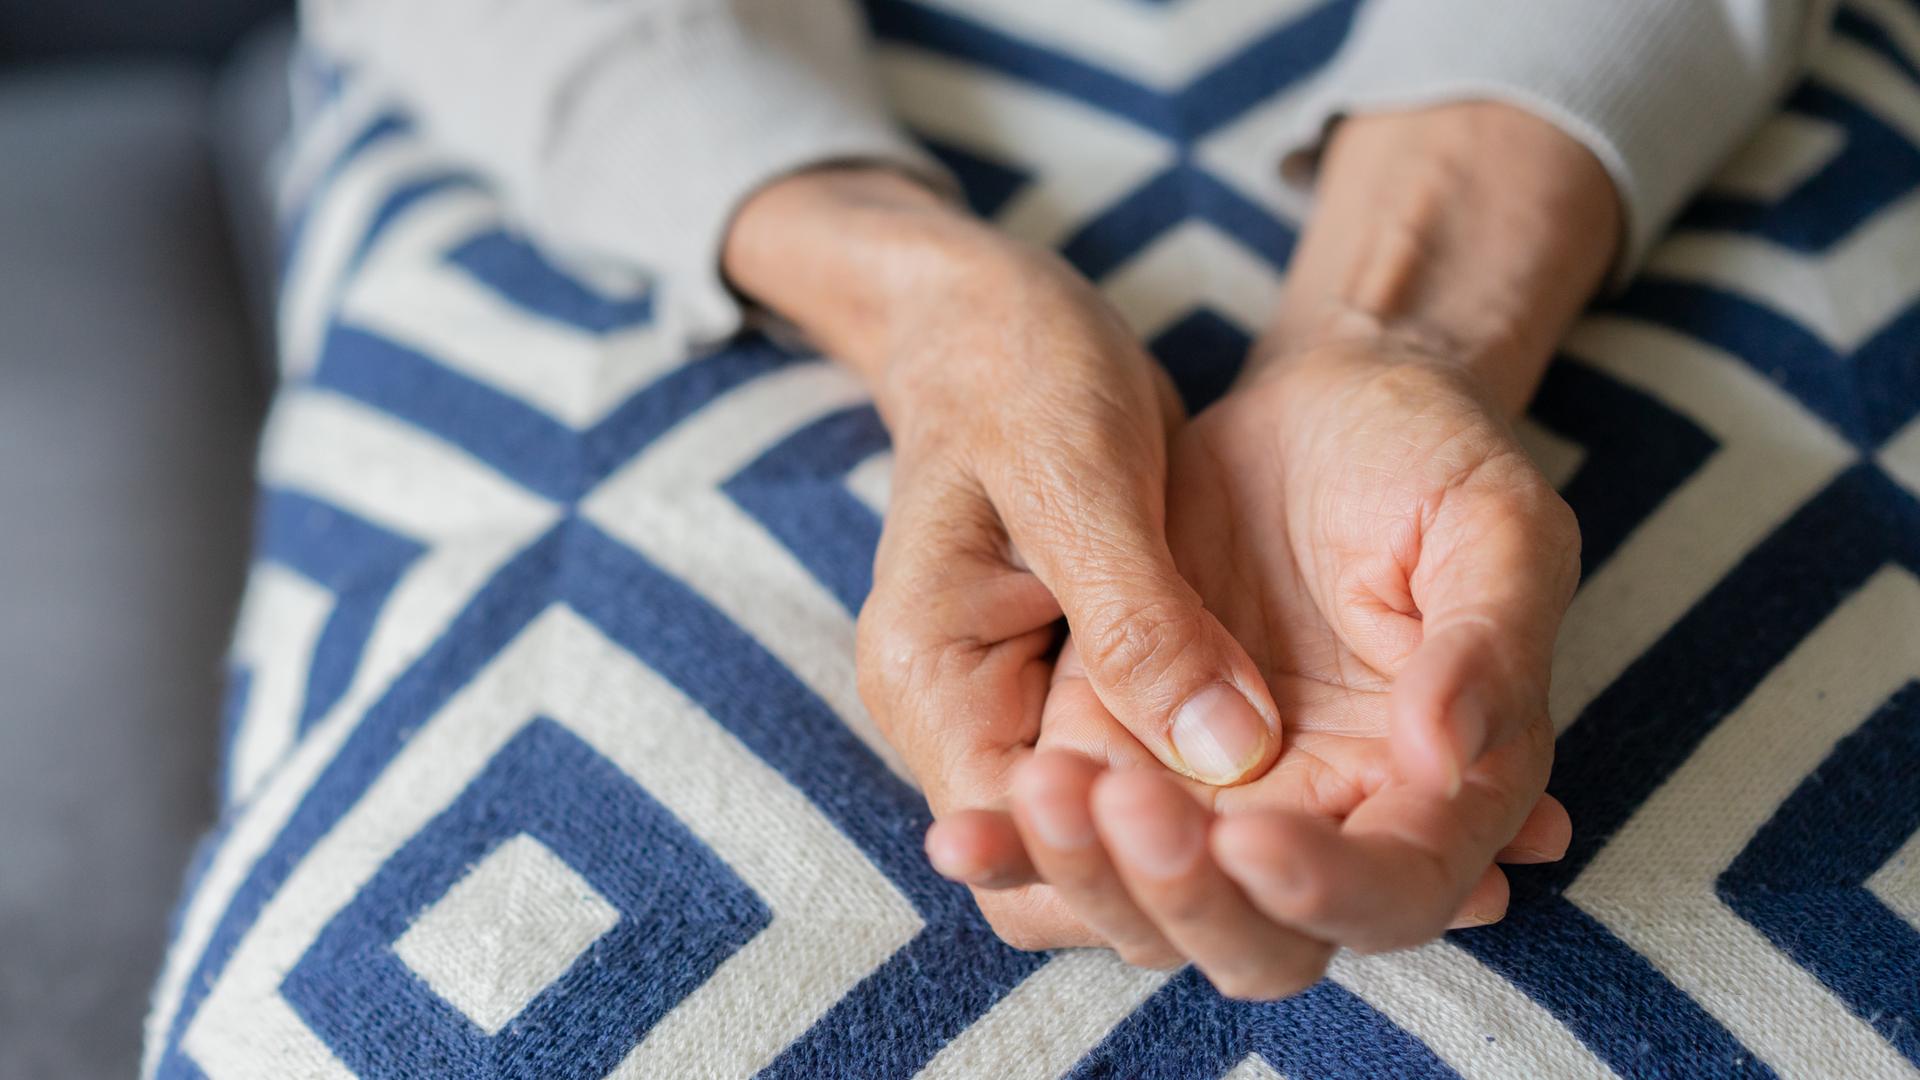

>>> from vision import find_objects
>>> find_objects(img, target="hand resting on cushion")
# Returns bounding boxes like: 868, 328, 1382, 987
929, 336, 1580, 995
724, 168, 1286, 819
725, 101, 1617, 997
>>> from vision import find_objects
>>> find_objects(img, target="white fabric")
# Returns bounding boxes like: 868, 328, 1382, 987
392, 833, 621, 1035
300, 0, 951, 346
1273, 0, 1842, 281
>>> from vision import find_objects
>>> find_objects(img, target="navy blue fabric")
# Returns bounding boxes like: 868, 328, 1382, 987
1721, 683, 1920, 1067
262, 490, 424, 735
1068, 972, 1456, 1080
282, 718, 770, 1079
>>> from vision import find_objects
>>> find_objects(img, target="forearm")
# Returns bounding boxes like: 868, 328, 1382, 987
723, 167, 1106, 432
723, 167, 974, 384
1259, 103, 1621, 415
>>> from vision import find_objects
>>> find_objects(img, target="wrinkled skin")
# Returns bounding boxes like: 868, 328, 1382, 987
932, 340, 1580, 998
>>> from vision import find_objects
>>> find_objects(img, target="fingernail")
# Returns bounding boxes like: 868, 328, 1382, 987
1028, 794, 1095, 851
1456, 907, 1504, 928
1171, 684, 1271, 785
1104, 799, 1203, 879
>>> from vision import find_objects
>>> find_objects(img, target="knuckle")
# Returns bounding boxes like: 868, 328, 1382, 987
853, 604, 970, 740
1493, 468, 1580, 561
1505, 468, 1581, 558
1467, 464, 1584, 607
1000, 444, 1090, 528
1077, 597, 1203, 693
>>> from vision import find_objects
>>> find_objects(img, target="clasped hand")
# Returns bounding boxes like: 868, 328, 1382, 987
724, 103, 1614, 999
921, 337, 1578, 997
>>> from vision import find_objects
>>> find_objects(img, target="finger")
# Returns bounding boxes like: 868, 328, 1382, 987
1010, 752, 1180, 968
858, 464, 1059, 816
1394, 472, 1580, 793
932, 640, 1168, 892
1212, 771, 1534, 953
926, 640, 1176, 897
1092, 769, 1333, 999
1496, 793, 1572, 864
1033, 638, 1163, 769
926, 809, 1036, 889
986, 448, 1281, 787
1227, 799, 1555, 939
1447, 865, 1510, 929
973, 884, 1107, 953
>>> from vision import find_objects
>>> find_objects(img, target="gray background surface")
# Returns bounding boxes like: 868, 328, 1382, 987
0, 6, 289, 1074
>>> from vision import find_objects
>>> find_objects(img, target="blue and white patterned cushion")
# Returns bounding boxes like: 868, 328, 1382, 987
145, 1, 1920, 1077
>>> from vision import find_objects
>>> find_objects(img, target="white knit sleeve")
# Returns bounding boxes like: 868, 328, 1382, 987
1276, 0, 1842, 281
300, 0, 951, 344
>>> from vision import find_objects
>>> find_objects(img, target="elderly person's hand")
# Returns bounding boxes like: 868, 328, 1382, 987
723, 168, 1286, 917
933, 336, 1580, 992
926, 102, 1622, 981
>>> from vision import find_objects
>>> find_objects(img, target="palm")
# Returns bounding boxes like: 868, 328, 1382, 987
1038, 347, 1562, 834
942, 345, 1577, 958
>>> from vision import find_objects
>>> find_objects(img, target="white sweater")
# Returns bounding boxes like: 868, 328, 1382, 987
299, 0, 1837, 345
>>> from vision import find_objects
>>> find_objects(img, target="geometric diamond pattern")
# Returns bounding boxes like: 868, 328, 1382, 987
393, 833, 620, 1036
148, 1, 1920, 1078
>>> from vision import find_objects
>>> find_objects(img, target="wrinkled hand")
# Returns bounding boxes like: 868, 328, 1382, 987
853, 232, 1286, 865
727, 168, 1301, 951
931, 338, 1581, 995
931, 99, 1618, 987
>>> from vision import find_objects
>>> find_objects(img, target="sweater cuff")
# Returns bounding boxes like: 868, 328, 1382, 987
1273, 0, 1818, 286
538, 0, 953, 345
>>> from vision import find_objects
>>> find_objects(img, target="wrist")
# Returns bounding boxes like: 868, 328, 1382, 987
723, 165, 1010, 382
1255, 103, 1620, 414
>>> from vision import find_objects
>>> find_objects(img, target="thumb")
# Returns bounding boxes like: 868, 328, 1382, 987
1391, 480, 1579, 793
992, 475, 1281, 786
